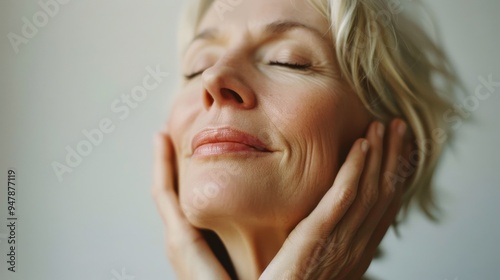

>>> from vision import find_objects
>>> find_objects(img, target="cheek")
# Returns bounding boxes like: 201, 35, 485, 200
167, 92, 203, 198
168, 90, 202, 147
266, 83, 368, 225
168, 91, 200, 127
269, 80, 348, 170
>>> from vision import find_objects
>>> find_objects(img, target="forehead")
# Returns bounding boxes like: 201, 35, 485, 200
198, 0, 330, 37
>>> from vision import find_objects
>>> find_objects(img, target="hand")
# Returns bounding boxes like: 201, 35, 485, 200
259, 119, 411, 280
151, 130, 231, 280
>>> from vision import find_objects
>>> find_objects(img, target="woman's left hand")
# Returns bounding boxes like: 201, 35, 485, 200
260, 119, 412, 280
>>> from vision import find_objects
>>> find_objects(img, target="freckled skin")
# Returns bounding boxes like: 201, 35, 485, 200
167, 0, 372, 277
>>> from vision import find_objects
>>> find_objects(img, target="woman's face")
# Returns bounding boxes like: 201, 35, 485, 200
169, 0, 371, 231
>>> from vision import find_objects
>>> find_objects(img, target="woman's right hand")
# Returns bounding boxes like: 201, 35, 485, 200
151, 131, 231, 280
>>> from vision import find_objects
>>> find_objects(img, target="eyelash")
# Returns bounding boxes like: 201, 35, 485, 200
184, 61, 312, 80
184, 70, 204, 80
269, 61, 312, 70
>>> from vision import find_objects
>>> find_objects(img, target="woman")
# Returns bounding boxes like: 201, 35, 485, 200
152, 0, 460, 279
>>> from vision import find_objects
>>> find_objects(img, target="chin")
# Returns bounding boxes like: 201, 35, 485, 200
178, 170, 253, 229
178, 157, 272, 218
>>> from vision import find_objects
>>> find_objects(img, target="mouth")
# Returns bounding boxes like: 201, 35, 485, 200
191, 127, 272, 158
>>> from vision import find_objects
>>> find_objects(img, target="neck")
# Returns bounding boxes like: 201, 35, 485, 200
214, 224, 288, 280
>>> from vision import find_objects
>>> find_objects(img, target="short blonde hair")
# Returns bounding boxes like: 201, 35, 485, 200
177, 0, 462, 223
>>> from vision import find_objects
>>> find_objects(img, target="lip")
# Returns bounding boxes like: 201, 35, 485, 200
191, 127, 271, 157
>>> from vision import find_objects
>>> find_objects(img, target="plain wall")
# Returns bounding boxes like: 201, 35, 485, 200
0, 0, 498, 279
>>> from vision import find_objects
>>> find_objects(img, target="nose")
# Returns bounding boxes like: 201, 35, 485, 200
201, 62, 257, 110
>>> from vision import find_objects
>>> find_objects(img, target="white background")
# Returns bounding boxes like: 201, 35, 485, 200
0, 1, 499, 279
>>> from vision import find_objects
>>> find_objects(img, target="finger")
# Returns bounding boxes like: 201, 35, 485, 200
353, 119, 406, 244
330, 121, 385, 239
348, 193, 403, 280
361, 119, 406, 226
301, 138, 371, 238
153, 132, 175, 194
151, 132, 190, 232
399, 129, 416, 192
381, 119, 408, 191
346, 119, 407, 278
359, 121, 385, 194
316, 122, 385, 279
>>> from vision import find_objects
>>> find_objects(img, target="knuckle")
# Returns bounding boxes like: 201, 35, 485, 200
360, 183, 379, 209
337, 186, 357, 208
318, 234, 362, 277
332, 245, 350, 267
380, 182, 396, 201
335, 245, 361, 276
328, 234, 349, 260
350, 245, 365, 264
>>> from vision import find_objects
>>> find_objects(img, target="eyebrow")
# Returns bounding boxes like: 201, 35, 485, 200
188, 20, 328, 47
191, 28, 218, 43
264, 20, 327, 40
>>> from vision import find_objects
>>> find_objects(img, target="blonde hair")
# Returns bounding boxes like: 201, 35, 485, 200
177, 0, 462, 223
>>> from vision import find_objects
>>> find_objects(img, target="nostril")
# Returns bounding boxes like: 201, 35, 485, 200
221, 88, 244, 104
204, 91, 214, 107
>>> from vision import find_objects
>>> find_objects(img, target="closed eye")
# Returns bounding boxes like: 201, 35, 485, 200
184, 61, 312, 80
184, 69, 205, 80
269, 61, 311, 70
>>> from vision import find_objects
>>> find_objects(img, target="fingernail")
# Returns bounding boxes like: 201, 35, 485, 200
398, 121, 407, 136
361, 139, 370, 153
377, 122, 385, 138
